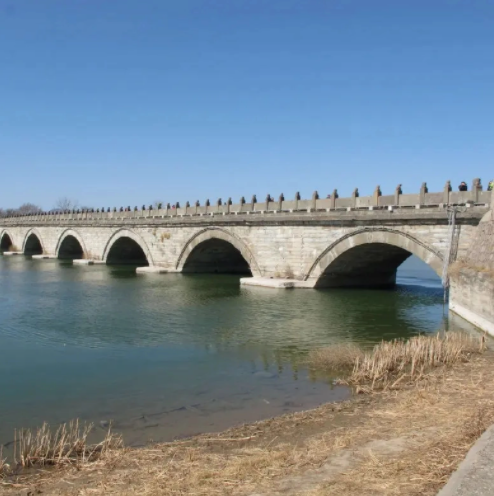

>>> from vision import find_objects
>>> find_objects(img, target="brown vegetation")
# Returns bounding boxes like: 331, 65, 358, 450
309, 331, 485, 391
0, 420, 121, 478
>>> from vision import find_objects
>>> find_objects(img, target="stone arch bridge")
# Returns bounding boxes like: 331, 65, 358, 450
0, 183, 491, 289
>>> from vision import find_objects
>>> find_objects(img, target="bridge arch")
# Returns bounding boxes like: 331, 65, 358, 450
304, 227, 443, 288
176, 228, 261, 276
0, 230, 15, 252
22, 229, 45, 255
55, 229, 88, 260
102, 229, 153, 266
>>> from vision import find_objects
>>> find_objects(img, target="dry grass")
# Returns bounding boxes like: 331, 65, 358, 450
0, 420, 122, 478
308, 343, 364, 372
309, 332, 486, 392
347, 332, 486, 390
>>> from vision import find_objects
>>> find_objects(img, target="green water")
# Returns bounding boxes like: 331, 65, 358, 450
0, 255, 466, 447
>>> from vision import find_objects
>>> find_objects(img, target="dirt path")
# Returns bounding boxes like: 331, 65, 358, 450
3, 353, 494, 496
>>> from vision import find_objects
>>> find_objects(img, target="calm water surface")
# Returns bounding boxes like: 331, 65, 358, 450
0, 255, 469, 447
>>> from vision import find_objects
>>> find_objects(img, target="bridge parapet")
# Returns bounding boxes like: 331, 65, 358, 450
0, 179, 490, 224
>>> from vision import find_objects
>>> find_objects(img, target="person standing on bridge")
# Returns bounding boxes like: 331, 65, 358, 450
488, 180, 494, 191
458, 181, 468, 192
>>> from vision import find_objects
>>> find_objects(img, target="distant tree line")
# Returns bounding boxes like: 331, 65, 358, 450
0, 198, 93, 217
0, 203, 43, 217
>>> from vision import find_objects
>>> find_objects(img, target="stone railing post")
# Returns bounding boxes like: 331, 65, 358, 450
294, 192, 300, 211
278, 193, 284, 211
394, 184, 402, 206
373, 185, 382, 206
311, 191, 319, 211
420, 182, 428, 205
472, 178, 482, 203
331, 189, 338, 209
443, 180, 452, 205
351, 188, 359, 208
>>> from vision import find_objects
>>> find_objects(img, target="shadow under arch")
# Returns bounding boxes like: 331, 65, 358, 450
22, 229, 45, 255
176, 228, 261, 276
56, 229, 87, 260
304, 227, 443, 289
0, 231, 14, 252
102, 229, 152, 266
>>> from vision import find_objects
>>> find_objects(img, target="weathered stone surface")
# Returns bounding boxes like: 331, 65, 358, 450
0, 208, 485, 289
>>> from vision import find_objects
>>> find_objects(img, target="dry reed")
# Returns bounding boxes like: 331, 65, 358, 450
308, 332, 486, 391
348, 332, 486, 390
0, 419, 122, 478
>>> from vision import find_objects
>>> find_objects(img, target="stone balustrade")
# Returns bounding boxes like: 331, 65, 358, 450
0, 179, 490, 224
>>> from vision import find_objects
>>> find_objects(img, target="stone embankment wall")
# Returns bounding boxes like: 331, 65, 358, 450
450, 201, 494, 335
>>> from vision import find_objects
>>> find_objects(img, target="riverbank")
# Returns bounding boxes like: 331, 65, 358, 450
2, 335, 494, 495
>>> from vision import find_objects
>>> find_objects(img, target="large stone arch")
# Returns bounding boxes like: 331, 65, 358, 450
176, 227, 261, 276
55, 229, 88, 259
22, 228, 46, 254
0, 230, 15, 252
102, 229, 154, 266
304, 227, 443, 288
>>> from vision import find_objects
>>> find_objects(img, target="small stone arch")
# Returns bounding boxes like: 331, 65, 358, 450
22, 229, 45, 255
102, 229, 153, 266
55, 229, 88, 259
176, 228, 261, 276
304, 227, 443, 288
0, 230, 15, 252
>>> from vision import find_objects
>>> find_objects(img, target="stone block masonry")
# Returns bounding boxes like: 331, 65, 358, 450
449, 187, 494, 335
0, 205, 486, 290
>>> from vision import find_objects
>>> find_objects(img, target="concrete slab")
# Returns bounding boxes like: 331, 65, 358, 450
73, 259, 95, 265
450, 300, 494, 338
2, 251, 23, 256
240, 277, 315, 289
136, 267, 181, 274
437, 424, 494, 496
32, 254, 57, 259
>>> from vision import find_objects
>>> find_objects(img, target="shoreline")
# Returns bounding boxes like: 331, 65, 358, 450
2, 346, 494, 495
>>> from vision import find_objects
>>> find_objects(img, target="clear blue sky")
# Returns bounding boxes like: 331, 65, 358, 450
1, 0, 493, 210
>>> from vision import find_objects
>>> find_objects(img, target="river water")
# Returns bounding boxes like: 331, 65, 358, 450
0, 255, 471, 447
